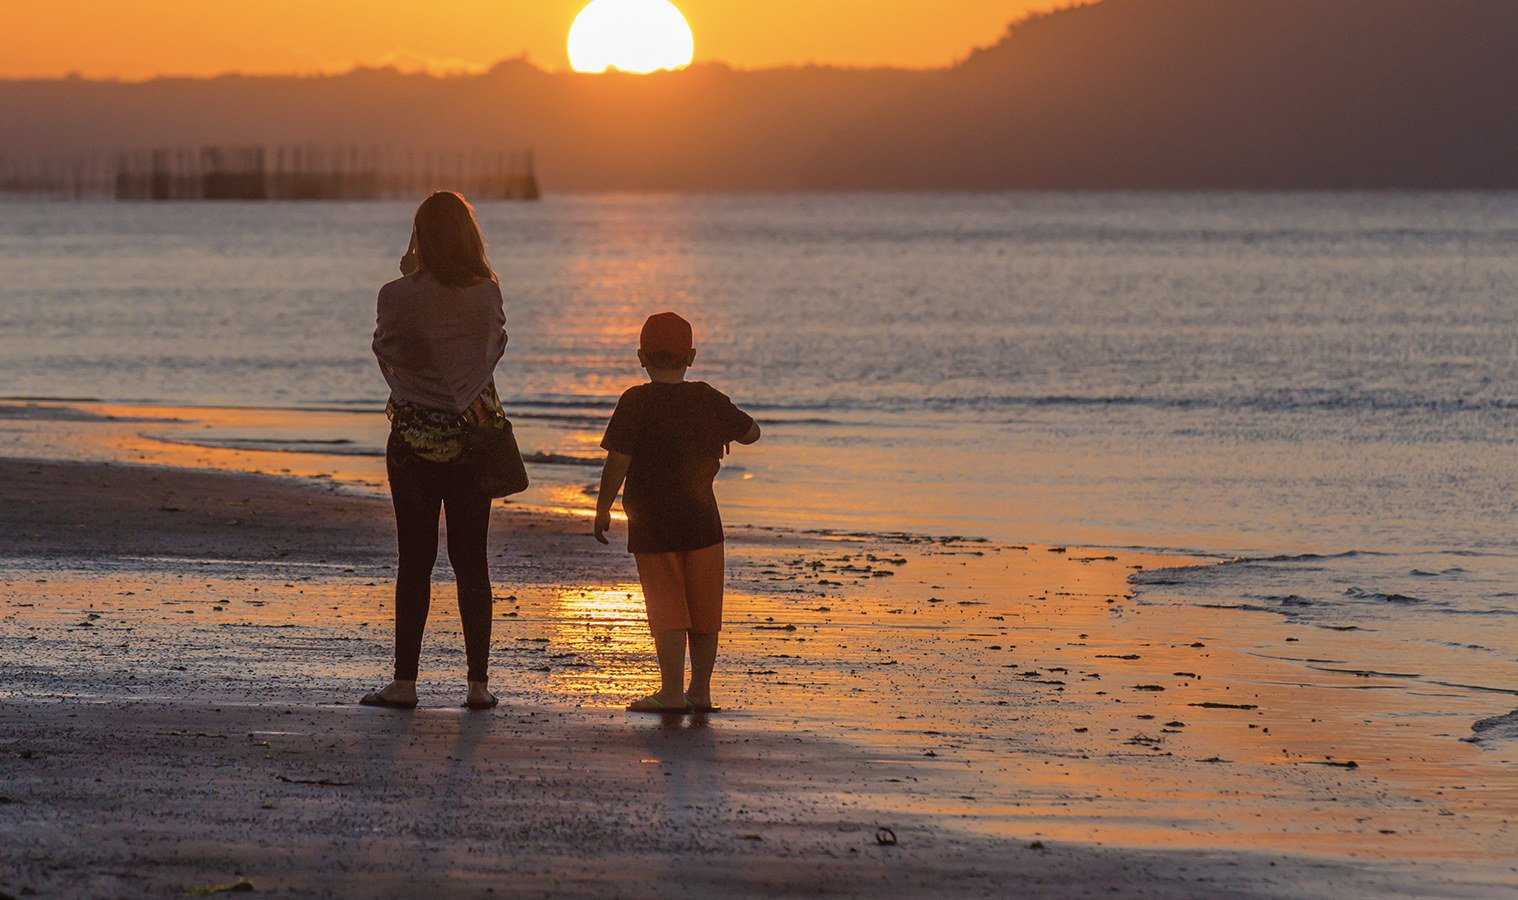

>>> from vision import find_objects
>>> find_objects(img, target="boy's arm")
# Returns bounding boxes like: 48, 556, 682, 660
593, 451, 632, 545
723, 420, 760, 455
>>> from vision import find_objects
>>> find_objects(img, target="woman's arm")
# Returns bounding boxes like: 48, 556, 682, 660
593, 451, 632, 544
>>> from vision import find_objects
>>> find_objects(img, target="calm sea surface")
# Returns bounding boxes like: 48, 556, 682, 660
4, 193, 1517, 697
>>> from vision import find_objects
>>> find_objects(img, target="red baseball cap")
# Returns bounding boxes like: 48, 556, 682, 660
639, 312, 693, 355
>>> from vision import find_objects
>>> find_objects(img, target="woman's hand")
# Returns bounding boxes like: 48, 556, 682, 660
399, 228, 420, 275
594, 509, 612, 544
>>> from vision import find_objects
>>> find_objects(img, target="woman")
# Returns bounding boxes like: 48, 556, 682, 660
362, 191, 507, 711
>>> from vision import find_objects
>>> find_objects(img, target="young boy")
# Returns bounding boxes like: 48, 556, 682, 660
594, 312, 761, 713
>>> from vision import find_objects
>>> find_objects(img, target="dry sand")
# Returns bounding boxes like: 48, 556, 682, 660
2, 448, 1516, 898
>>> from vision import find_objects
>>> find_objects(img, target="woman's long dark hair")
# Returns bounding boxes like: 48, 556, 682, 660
414, 191, 494, 288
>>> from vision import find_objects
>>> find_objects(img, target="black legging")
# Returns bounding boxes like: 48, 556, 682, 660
386, 431, 494, 683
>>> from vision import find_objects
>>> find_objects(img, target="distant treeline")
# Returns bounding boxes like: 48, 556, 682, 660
2, 0, 1515, 190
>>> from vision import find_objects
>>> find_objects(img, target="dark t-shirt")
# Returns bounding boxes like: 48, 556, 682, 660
600, 381, 756, 554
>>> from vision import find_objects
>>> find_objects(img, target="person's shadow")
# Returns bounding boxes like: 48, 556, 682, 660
631, 711, 728, 842
348, 705, 495, 872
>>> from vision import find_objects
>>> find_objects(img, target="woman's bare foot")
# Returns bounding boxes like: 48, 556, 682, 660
359, 679, 418, 708
627, 693, 689, 713
684, 692, 720, 713
464, 680, 498, 710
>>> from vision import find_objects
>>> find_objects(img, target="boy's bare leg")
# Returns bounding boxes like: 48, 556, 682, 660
628, 628, 690, 710
685, 631, 719, 709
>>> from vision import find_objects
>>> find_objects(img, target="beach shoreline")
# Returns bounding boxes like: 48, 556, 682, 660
3, 451, 1516, 897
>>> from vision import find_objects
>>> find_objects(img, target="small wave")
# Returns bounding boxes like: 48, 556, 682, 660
1199, 595, 1317, 615
1432, 640, 1497, 652
150, 433, 611, 467
217, 437, 355, 445
1267, 595, 1315, 607
1253, 654, 1344, 663
789, 526, 990, 545
1439, 680, 1518, 698
523, 452, 602, 467
0, 404, 112, 422
1307, 666, 1420, 678
506, 411, 611, 424
1197, 602, 1298, 616
1343, 587, 1427, 604
1238, 550, 1384, 563
0, 404, 181, 423
508, 398, 618, 411
1128, 565, 1212, 585
144, 434, 385, 457
1024, 395, 1159, 408
1129, 551, 1383, 585
1465, 709, 1518, 744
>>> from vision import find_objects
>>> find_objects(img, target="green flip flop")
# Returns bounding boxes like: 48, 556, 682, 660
626, 696, 690, 714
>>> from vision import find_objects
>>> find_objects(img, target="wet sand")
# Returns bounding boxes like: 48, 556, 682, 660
3, 702, 1503, 900
2, 448, 1516, 897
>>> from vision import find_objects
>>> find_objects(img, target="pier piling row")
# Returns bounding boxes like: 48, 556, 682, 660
0, 145, 540, 201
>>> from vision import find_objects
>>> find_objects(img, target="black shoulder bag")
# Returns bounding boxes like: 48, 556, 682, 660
459, 417, 530, 499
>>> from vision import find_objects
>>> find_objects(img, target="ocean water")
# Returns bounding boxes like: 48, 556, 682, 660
3, 193, 1518, 704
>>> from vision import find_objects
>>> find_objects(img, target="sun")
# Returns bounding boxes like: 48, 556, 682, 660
567, 0, 694, 73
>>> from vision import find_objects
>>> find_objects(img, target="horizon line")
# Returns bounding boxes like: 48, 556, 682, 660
3, 54, 976, 86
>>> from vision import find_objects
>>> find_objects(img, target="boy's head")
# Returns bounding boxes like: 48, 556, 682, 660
638, 311, 696, 372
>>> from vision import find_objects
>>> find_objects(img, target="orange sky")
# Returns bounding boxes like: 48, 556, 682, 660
4, 0, 1068, 81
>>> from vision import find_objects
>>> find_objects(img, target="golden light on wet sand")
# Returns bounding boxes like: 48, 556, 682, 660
568, 0, 694, 73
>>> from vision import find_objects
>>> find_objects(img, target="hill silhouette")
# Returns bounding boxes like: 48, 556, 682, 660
802, 0, 1518, 189
2, 0, 1515, 190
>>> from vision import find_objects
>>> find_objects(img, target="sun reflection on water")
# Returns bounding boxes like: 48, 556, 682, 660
553, 584, 646, 628
539, 584, 654, 701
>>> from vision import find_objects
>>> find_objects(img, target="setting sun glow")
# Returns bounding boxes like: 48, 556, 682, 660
568, 0, 694, 73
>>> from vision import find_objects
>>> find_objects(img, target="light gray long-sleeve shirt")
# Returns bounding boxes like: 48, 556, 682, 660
372, 271, 507, 415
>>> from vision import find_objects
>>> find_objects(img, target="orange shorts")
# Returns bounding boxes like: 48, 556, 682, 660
634, 542, 725, 634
